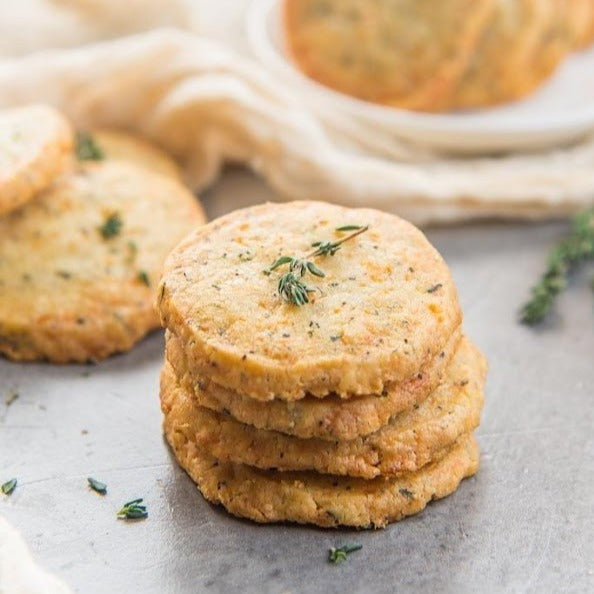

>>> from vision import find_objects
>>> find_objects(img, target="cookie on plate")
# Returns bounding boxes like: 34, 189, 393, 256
77, 130, 182, 179
0, 104, 73, 216
0, 161, 205, 363
161, 337, 486, 478
447, 0, 550, 109
283, 0, 495, 111
158, 201, 462, 400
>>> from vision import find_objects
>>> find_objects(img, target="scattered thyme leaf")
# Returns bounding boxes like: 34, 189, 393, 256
87, 477, 107, 495
99, 213, 123, 239
328, 543, 362, 564
117, 498, 148, 520
76, 132, 104, 161
137, 270, 150, 286
399, 487, 414, 499
1, 478, 17, 495
520, 207, 594, 325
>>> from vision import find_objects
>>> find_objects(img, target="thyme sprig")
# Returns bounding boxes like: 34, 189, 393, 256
268, 225, 369, 306
117, 498, 148, 520
328, 543, 362, 564
520, 208, 594, 325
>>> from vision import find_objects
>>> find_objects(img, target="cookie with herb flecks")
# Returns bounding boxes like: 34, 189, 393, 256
446, 0, 551, 109
0, 104, 73, 217
0, 161, 205, 363
162, 397, 479, 528
161, 337, 485, 479
158, 201, 462, 400
283, 0, 494, 111
76, 130, 182, 180
165, 328, 461, 441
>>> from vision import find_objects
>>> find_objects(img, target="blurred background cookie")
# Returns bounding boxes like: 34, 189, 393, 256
0, 104, 73, 216
284, 0, 495, 111
284, 0, 594, 112
78, 129, 182, 179
0, 160, 206, 363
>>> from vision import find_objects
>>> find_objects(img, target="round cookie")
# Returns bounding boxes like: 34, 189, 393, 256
523, 0, 578, 89
160, 337, 485, 478
84, 130, 182, 179
163, 413, 479, 528
158, 201, 462, 400
0, 161, 206, 363
283, 0, 495, 111
448, 0, 550, 109
166, 327, 462, 441
0, 104, 73, 216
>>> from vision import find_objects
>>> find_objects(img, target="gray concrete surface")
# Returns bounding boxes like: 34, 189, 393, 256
1, 169, 593, 594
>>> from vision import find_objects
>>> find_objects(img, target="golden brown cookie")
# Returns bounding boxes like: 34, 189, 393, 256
160, 337, 485, 478
523, 0, 578, 88
166, 327, 462, 441
163, 409, 479, 528
158, 201, 462, 400
0, 104, 73, 216
82, 130, 182, 179
448, 0, 551, 109
0, 161, 205, 363
283, 0, 495, 112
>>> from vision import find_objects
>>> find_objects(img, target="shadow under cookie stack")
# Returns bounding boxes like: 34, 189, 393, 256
158, 201, 487, 528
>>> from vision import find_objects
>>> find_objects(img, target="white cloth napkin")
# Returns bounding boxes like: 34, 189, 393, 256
0, 515, 72, 594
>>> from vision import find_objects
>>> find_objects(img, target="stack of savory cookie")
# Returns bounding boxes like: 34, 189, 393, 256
158, 201, 487, 528
0, 104, 206, 363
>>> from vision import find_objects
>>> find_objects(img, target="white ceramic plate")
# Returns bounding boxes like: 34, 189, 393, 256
247, 0, 594, 153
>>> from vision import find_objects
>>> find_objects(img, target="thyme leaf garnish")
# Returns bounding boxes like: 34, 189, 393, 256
336, 225, 366, 232
1, 478, 17, 495
87, 477, 107, 495
328, 543, 362, 564
117, 498, 148, 520
520, 208, 594, 325
268, 225, 369, 306
99, 212, 123, 239
76, 132, 104, 161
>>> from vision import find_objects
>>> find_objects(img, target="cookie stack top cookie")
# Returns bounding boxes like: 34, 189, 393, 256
158, 201, 462, 400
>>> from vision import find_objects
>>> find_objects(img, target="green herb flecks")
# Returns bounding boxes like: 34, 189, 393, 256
117, 498, 148, 520
87, 477, 107, 495
520, 208, 594, 325
137, 270, 150, 286
1, 478, 17, 495
99, 213, 123, 239
328, 543, 362, 564
268, 225, 369, 306
76, 132, 104, 161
